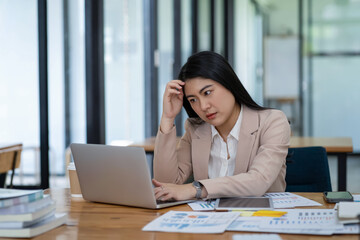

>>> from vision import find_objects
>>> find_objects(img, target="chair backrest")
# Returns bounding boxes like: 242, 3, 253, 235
285, 146, 332, 192
0, 144, 23, 188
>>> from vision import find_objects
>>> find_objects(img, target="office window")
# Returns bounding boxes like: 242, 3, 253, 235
303, 0, 360, 151
0, 0, 40, 185
48, 0, 86, 186
48, 0, 66, 180
198, 0, 211, 51
67, 0, 86, 145
104, 0, 145, 144
180, 0, 192, 131
157, 0, 174, 125
181, 0, 192, 64
234, 0, 258, 99
214, 0, 225, 55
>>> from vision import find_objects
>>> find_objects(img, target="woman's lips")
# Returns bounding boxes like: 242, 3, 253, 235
206, 113, 216, 120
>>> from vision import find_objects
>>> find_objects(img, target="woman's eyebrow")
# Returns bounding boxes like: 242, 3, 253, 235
186, 84, 213, 99
199, 84, 213, 93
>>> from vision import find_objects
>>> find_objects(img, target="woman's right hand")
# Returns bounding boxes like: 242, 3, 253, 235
160, 80, 185, 133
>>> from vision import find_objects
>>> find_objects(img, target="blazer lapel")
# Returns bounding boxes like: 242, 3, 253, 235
234, 106, 259, 174
192, 123, 212, 180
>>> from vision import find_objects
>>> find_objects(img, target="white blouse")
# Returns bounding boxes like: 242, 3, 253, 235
208, 108, 243, 179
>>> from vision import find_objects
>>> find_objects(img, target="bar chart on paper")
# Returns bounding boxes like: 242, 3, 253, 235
263, 192, 321, 208
188, 200, 216, 211
261, 209, 342, 229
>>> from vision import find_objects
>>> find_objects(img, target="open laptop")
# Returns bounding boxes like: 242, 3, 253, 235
70, 143, 193, 209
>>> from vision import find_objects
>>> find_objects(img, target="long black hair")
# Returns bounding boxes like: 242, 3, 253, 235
178, 51, 266, 121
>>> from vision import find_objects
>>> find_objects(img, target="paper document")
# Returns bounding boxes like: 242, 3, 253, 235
142, 211, 239, 233
352, 194, 360, 202
227, 208, 358, 235
233, 233, 282, 240
263, 192, 321, 208
334, 223, 360, 234
227, 216, 334, 235
188, 200, 216, 211
260, 209, 342, 230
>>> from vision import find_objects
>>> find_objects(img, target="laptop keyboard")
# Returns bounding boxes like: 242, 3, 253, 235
156, 199, 177, 204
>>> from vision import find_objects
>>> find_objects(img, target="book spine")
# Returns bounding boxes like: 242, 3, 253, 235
0, 192, 43, 208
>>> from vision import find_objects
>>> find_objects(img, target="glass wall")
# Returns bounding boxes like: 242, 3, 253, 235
0, 0, 40, 185
304, 0, 360, 151
104, 0, 145, 145
180, 0, 192, 132
181, 0, 192, 63
214, 0, 225, 55
48, 0, 65, 181
234, 0, 260, 102
198, 0, 211, 51
157, 0, 174, 125
67, 0, 86, 145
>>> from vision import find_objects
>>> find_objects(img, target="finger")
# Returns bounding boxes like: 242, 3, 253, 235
167, 82, 184, 91
155, 188, 167, 200
152, 179, 162, 187
155, 191, 163, 199
153, 187, 162, 195
166, 89, 183, 96
160, 192, 174, 201
170, 80, 185, 85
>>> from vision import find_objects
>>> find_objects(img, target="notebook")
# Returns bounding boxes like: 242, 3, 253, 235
70, 143, 193, 209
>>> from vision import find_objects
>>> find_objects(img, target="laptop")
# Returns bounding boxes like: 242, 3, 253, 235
70, 143, 193, 209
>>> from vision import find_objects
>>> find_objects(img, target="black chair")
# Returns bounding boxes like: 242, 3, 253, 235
285, 146, 332, 192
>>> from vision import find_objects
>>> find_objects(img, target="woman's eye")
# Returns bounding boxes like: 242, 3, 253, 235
204, 90, 211, 96
189, 99, 197, 103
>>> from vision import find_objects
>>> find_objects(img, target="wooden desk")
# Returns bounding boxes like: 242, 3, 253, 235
8, 189, 355, 240
131, 137, 353, 191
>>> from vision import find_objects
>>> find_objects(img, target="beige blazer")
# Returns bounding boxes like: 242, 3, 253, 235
154, 105, 291, 198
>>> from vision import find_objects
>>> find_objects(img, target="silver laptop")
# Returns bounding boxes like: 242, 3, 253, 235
70, 143, 193, 209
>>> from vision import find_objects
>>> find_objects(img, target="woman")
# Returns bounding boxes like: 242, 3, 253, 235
153, 51, 290, 201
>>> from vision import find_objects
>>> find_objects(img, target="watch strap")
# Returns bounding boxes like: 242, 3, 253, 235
192, 181, 202, 199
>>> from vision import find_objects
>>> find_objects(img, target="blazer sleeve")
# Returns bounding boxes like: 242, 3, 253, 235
199, 110, 290, 198
153, 120, 194, 184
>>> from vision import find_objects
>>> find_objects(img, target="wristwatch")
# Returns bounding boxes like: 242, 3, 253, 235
192, 181, 202, 199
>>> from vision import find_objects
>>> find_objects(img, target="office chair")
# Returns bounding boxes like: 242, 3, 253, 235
0, 144, 23, 188
285, 146, 332, 192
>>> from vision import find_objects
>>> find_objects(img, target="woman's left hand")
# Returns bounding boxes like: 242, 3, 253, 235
152, 179, 196, 201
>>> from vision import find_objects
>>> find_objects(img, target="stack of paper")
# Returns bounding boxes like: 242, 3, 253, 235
227, 208, 360, 235
0, 189, 67, 238
338, 202, 360, 224
263, 192, 322, 208
142, 211, 239, 233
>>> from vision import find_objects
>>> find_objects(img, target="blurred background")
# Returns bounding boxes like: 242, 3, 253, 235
1, 0, 359, 191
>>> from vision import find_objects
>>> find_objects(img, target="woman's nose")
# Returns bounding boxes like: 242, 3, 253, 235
200, 99, 210, 111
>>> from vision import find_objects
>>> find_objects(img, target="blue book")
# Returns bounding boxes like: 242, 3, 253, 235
0, 189, 43, 208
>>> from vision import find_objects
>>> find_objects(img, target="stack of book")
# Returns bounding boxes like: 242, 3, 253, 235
0, 188, 67, 238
